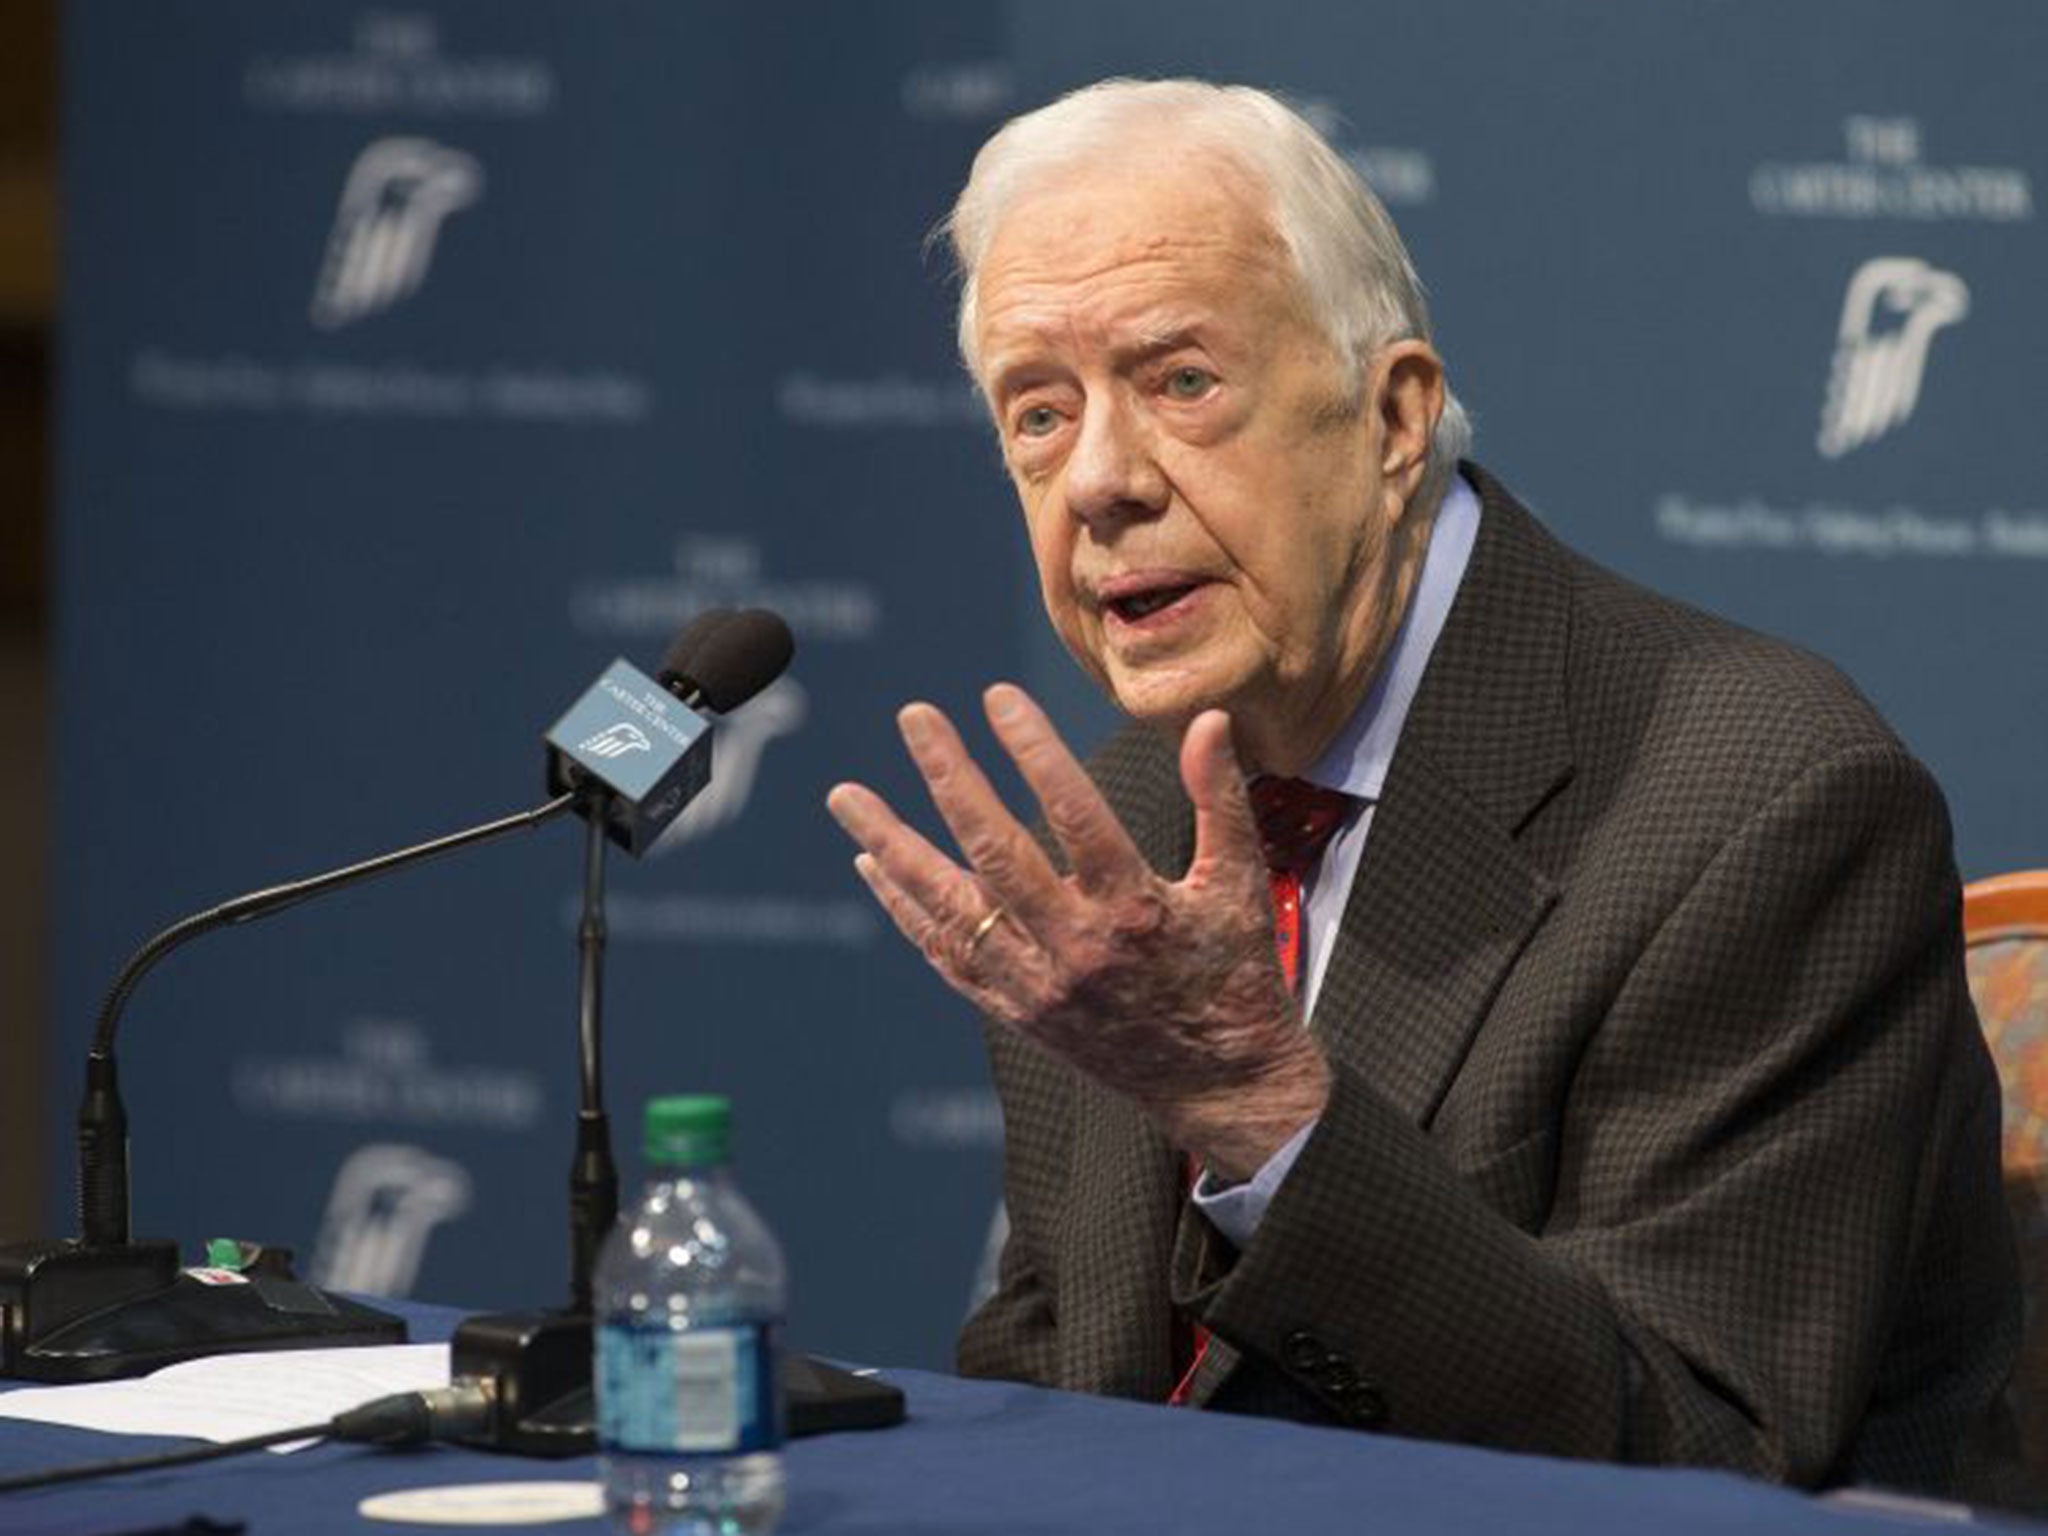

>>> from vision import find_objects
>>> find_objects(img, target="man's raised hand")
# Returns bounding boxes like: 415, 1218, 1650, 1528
826, 682, 1329, 1179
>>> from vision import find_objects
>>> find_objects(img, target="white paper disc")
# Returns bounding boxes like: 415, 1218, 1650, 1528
358, 1480, 606, 1525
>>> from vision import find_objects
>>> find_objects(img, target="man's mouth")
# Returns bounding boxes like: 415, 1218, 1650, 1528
1096, 573, 1209, 629
1110, 584, 1197, 620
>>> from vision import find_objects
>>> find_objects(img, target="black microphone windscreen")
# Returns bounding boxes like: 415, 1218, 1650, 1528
671, 608, 795, 712
658, 608, 740, 686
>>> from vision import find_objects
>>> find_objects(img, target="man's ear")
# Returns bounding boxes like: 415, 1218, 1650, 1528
1370, 341, 1446, 510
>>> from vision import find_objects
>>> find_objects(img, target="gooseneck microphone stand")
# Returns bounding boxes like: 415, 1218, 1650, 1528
449, 780, 625, 1454
78, 796, 581, 1252
569, 791, 619, 1317
0, 794, 578, 1383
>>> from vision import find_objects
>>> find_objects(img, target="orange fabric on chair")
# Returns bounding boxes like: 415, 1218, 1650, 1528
1963, 870, 2048, 1489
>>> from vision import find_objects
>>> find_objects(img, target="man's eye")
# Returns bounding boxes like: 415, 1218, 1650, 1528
1165, 366, 1215, 400
1016, 405, 1061, 438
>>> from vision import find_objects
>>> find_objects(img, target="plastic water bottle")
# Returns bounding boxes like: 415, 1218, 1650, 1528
595, 1095, 787, 1535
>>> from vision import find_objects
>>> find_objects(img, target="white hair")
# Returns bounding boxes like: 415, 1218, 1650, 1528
944, 77, 1472, 502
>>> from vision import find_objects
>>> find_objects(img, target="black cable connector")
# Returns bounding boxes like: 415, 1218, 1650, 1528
329, 1381, 494, 1446
0, 1379, 496, 1494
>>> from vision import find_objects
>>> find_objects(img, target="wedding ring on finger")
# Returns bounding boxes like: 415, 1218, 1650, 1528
965, 905, 1008, 957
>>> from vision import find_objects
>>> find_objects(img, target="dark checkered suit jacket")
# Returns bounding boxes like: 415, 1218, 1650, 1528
959, 465, 2022, 1501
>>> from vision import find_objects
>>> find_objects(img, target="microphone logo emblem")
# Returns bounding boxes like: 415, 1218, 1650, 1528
578, 721, 653, 759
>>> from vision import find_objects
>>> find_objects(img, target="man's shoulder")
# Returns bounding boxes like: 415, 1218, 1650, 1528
1469, 465, 1913, 784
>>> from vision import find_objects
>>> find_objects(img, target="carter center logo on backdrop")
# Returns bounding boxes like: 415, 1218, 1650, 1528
310, 137, 482, 329
1816, 257, 1968, 459
309, 1142, 472, 1296
649, 678, 806, 853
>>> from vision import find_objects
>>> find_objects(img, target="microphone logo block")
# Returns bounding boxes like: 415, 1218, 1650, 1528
578, 722, 653, 760
547, 660, 714, 856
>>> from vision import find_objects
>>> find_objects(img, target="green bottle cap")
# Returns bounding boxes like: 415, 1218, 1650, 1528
644, 1094, 731, 1167
205, 1238, 245, 1271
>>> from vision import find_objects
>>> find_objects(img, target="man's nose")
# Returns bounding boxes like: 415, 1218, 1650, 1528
1063, 396, 1168, 527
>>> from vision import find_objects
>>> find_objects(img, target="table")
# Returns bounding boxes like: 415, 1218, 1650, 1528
0, 1302, 2011, 1535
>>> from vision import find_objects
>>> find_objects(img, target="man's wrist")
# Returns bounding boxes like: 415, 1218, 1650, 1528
1166, 1039, 1331, 1183
1193, 1118, 1320, 1249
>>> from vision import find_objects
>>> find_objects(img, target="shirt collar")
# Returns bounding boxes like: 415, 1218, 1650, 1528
1302, 471, 1481, 802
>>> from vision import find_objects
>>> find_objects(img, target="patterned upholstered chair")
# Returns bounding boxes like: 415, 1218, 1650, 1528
1963, 870, 2048, 1486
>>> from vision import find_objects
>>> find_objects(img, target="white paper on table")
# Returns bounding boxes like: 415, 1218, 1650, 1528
0, 1343, 451, 1453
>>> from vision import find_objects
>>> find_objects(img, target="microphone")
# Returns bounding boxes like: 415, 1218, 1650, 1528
662, 608, 795, 712
552, 609, 794, 1325
545, 608, 795, 856
0, 613, 779, 1387
450, 607, 908, 1459
654, 606, 744, 706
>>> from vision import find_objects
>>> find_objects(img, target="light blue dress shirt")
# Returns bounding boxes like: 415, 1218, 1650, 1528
1192, 472, 1481, 1247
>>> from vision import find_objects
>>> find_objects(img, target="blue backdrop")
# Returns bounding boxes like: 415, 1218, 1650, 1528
51, 2, 2046, 1370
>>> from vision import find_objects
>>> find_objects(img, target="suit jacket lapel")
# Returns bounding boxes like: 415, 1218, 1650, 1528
1311, 746, 1558, 1125
1310, 469, 1574, 1120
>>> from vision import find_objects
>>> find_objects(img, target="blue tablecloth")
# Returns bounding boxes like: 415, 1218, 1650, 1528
0, 1301, 2014, 1535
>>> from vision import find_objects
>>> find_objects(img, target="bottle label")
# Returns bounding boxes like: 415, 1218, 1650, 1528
597, 1319, 783, 1455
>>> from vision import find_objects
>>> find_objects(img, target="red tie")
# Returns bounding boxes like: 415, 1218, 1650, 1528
1170, 776, 1352, 1405
1247, 776, 1356, 993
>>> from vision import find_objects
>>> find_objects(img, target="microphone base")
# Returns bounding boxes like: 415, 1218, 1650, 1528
0, 1236, 407, 1382
450, 1308, 906, 1458
450, 1309, 598, 1456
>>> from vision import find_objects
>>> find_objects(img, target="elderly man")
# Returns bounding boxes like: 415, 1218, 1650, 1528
826, 79, 2018, 1499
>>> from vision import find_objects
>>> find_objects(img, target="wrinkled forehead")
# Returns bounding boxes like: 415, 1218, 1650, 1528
980, 141, 1281, 268
972, 151, 1299, 346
